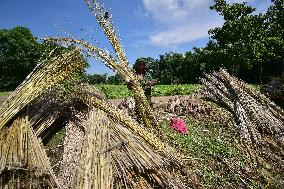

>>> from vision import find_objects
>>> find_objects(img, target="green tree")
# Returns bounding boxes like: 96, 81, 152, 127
209, 0, 263, 82
88, 73, 108, 84
135, 52, 203, 84
0, 27, 89, 91
0, 27, 43, 90
207, 0, 284, 83
182, 49, 203, 83
265, 0, 284, 80
107, 74, 123, 84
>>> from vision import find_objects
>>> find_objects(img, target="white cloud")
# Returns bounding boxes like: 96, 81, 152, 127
149, 18, 221, 47
227, 0, 254, 3
140, 0, 258, 47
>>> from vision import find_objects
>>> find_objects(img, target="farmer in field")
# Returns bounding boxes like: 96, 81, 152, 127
128, 58, 156, 103
125, 58, 156, 123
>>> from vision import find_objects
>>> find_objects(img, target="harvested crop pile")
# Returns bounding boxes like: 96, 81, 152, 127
164, 96, 222, 119
0, 1, 193, 188
199, 68, 284, 188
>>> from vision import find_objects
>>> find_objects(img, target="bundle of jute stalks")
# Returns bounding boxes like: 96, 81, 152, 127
199, 68, 284, 187
0, 0, 193, 188
200, 69, 284, 144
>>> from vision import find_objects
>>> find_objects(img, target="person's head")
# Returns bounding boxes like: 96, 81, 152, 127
134, 59, 146, 76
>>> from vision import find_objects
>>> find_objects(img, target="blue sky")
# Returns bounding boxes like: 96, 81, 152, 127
0, 0, 271, 75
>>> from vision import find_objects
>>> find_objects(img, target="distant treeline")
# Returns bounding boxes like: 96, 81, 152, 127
130, 0, 284, 84
0, 27, 88, 91
0, 0, 283, 89
87, 73, 123, 84
90, 0, 284, 85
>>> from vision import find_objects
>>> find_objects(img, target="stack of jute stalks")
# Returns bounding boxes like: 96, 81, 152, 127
0, 0, 191, 188
0, 49, 86, 188
199, 68, 284, 187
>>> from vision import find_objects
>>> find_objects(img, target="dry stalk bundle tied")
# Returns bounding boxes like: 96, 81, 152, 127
73, 84, 190, 188
55, 92, 187, 188
71, 109, 113, 189
76, 84, 169, 153
109, 119, 187, 189
27, 86, 72, 138
0, 114, 58, 188
200, 68, 284, 187
0, 49, 86, 131
58, 111, 90, 189
200, 68, 284, 144
46, 37, 159, 130
84, 0, 128, 67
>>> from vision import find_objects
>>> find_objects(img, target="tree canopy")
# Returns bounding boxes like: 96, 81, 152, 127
132, 0, 283, 84
1, 1, 283, 87
205, 0, 284, 83
0, 27, 89, 90
0, 27, 43, 90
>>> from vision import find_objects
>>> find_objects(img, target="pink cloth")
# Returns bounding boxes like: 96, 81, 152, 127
170, 118, 188, 134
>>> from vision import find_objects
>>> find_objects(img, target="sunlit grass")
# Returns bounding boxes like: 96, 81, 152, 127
0, 91, 11, 97
94, 84, 201, 99
160, 115, 259, 188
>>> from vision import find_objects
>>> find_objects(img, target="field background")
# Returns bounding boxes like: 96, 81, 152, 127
95, 84, 200, 99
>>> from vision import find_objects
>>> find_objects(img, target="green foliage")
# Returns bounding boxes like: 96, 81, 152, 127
107, 74, 124, 84
135, 53, 202, 85
160, 116, 262, 188
88, 73, 108, 84
0, 92, 11, 97
87, 73, 123, 84
205, 0, 284, 83
161, 117, 235, 158
266, 0, 284, 80
0, 27, 43, 90
0, 27, 89, 91
151, 84, 200, 96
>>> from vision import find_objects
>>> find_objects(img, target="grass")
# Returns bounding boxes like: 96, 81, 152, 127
159, 113, 261, 188
0, 91, 11, 97
94, 84, 130, 99
94, 84, 201, 99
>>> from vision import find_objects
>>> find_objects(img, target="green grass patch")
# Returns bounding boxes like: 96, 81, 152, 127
161, 117, 236, 159
152, 84, 200, 96
94, 84, 131, 99
94, 84, 201, 99
0, 91, 11, 96
160, 115, 257, 188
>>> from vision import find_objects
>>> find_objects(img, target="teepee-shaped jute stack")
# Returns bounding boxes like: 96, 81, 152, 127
0, 0, 191, 188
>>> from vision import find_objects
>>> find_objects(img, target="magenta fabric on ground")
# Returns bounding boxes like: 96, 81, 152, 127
170, 118, 188, 134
